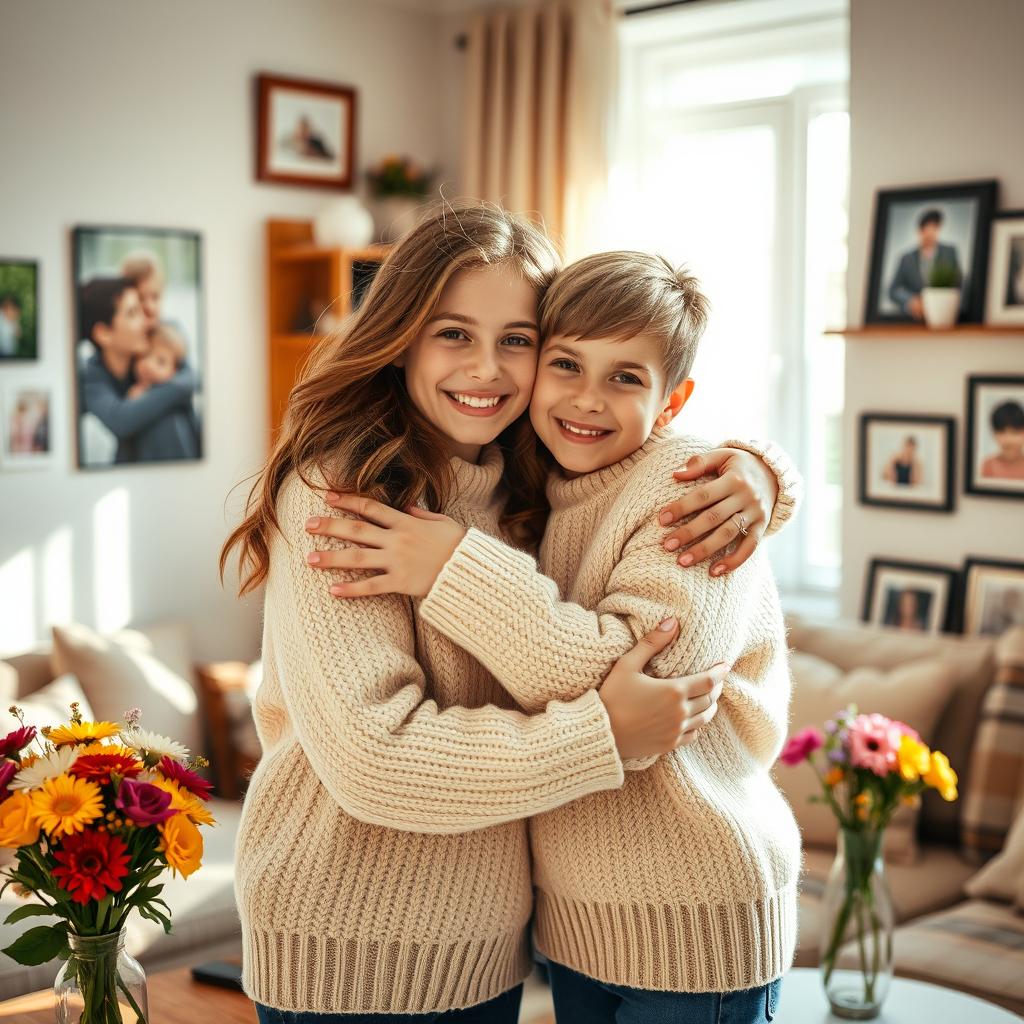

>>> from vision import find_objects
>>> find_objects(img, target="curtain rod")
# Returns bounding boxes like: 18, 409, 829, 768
454, 0, 709, 47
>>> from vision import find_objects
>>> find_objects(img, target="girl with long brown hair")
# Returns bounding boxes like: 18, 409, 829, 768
221, 201, 794, 1022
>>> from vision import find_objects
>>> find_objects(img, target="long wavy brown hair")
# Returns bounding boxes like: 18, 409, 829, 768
220, 200, 560, 596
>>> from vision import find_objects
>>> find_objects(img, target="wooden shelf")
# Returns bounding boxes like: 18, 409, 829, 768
274, 331, 320, 346
273, 242, 391, 264
826, 324, 1024, 336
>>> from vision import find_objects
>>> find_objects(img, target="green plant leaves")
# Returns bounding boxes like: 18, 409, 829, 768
1, 922, 69, 966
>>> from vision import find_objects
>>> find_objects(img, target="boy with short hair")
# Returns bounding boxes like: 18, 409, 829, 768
414, 251, 801, 1021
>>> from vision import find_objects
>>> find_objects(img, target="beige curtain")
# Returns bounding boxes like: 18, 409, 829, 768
460, 0, 617, 261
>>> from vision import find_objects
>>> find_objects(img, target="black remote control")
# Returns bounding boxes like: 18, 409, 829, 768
190, 960, 245, 992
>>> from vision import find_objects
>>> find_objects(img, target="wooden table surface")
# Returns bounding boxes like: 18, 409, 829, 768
0, 964, 257, 1023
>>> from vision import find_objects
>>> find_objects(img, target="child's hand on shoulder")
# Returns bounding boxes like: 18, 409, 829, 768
304, 494, 467, 598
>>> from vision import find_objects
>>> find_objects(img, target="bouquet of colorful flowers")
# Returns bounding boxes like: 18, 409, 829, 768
0, 702, 216, 1022
780, 705, 958, 1012
366, 154, 435, 198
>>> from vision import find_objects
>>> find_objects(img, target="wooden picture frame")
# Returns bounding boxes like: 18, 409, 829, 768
859, 412, 955, 512
256, 73, 356, 190
862, 558, 959, 634
961, 557, 1024, 637
965, 374, 1024, 500
864, 179, 997, 324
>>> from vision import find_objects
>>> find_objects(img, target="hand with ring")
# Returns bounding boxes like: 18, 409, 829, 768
656, 447, 778, 577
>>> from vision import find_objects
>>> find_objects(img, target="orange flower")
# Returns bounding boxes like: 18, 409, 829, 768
0, 791, 40, 847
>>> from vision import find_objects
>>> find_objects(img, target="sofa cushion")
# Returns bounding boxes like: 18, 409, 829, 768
965, 800, 1024, 903
50, 621, 201, 757
2, 674, 95, 734
838, 899, 1024, 1016
961, 628, 1024, 862
786, 614, 996, 847
0, 797, 241, 1000
778, 651, 957, 864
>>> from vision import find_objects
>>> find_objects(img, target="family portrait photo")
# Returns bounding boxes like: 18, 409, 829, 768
864, 180, 997, 324
962, 558, 1024, 637
966, 374, 1024, 499
863, 558, 957, 634
1, 383, 53, 468
859, 413, 954, 511
0, 258, 38, 360
256, 73, 356, 189
986, 210, 1024, 324
73, 225, 203, 470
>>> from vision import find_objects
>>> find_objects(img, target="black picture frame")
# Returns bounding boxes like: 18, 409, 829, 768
0, 257, 39, 361
965, 374, 1024, 500
985, 210, 1024, 325
864, 179, 997, 325
859, 412, 955, 512
72, 224, 204, 471
961, 556, 1024, 636
862, 557, 959, 634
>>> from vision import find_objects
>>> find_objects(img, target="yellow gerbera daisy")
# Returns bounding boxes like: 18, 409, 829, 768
146, 776, 216, 827
47, 721, 122, 747
29, 774, 105, 836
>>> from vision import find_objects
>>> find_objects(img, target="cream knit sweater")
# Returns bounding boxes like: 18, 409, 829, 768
419, 426, 803, 993
234, 446, 630, 1015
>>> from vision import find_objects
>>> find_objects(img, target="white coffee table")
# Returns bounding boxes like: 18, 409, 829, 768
778, 968, 1023, 1022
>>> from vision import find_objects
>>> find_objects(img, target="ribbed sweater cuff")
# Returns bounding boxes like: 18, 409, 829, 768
720, 438, 804, 537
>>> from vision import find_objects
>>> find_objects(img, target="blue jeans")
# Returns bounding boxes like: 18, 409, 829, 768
547, 960, 782, 1024
254, 983, 522, 1023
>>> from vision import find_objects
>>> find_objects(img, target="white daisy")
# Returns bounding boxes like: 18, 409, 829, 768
9, 744, 78, 791
119, 728, 189, 761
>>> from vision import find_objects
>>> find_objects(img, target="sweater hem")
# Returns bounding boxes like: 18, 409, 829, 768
241, 924, 532, 1014
533, 882, 799, 993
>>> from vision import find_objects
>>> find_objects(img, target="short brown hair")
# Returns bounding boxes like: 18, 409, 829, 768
539, 251, 710, 391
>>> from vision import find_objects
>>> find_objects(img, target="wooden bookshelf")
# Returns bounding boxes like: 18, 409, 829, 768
826, 324, 1024, 337
266, 219, 393, 437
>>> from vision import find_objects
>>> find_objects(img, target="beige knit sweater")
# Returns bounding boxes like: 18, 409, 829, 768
419, 426, 803, 993
234, 446, 629, 1015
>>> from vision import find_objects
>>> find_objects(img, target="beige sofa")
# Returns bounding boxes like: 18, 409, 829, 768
784, 614, 1024, 1016
0, 622, 243, 1001
3, 615, 1023, 1013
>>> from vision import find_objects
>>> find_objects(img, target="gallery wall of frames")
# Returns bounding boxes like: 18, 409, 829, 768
853, 178, 1024, 640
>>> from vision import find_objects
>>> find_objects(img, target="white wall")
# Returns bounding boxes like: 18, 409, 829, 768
841, 0, 1024, 617
0, 0, 454, 661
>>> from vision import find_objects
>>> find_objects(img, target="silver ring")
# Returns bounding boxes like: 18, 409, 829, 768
732, 512, 749, 536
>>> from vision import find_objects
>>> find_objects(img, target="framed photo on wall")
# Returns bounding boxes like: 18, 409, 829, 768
72, 225, 203, 470
0, 258, 39, 361
965, 374, 1024, 499
0, 382, 53, 469
859, 413, 954, 512
862, 558, 958, 634
256, 73, 356, 189
864, 179, 997, 324
985, 210, 1024, 325
962, 557, 1024, 637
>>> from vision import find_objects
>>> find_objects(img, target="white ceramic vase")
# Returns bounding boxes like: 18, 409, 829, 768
313, 196, 375, 249
372, 196, 427, 244
920, 287, 961, 329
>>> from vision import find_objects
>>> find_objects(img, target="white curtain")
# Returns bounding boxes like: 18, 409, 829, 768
460, 0, 617, 261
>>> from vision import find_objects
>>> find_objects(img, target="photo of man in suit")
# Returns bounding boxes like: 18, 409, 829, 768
887, 208, 962, 320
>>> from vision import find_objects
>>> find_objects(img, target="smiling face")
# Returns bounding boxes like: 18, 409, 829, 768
530, 332, 677, 476
396, 264, 540, 463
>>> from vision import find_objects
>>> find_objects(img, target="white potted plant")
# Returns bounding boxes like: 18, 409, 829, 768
920, 260, 963, 329
366, 156, 435, 243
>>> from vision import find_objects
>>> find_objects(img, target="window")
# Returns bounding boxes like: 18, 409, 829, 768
608, 0, 849, 596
